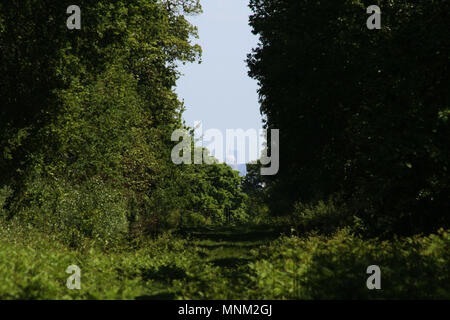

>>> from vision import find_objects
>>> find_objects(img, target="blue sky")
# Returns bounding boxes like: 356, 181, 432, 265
175, 0, 262, 165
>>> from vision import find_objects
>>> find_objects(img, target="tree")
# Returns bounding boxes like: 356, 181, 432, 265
247, 0, 450, 235
0, 0, 203, 243
242, 161, 268, 218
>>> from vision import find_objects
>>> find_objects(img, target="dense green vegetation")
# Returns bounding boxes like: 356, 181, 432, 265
0, 0, 247, 247
1, 0, 449, 299
248, 0, 450, 236
1, 221, 449, 299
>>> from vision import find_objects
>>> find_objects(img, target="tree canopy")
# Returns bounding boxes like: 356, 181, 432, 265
0, 0, 246, 246
248, 0, 450, 236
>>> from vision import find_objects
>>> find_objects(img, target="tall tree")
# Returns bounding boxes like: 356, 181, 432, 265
0, 0, 203, 243
248, 0, 450, 235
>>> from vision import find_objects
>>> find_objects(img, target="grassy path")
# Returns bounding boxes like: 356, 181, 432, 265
144, 224, 285, 300
0, 222, 287, 299
2, 222, 449, 299
187, 224, 282, 266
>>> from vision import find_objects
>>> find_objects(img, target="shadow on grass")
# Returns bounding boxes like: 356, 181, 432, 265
141, 265, 187, 282
211, 257, 254, 268
197, 243, 260, 250
135, 292, 177, 300
181, 224, 285, 244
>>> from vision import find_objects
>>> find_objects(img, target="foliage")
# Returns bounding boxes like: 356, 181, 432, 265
242, 161, 269, 218
1, 219, 449, 300
0, 0, 448, 301
183, 161, 249, 224
247, 0, 450, 236
0, 0, 248, 240
6, 175, 129, 249
247, 228, 450, 299
0, 222, 207, 299
290, 197, 353, 236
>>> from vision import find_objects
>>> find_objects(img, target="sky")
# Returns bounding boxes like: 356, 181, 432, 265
175, 0, 263, 167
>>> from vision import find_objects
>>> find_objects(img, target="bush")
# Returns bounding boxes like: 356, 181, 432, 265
291, 197, 353, 236
247, 229, 450, 299
10, 174, 128, 249
0, 185, 13, 216
181, 211, 211, 228
0, 223, 210, 299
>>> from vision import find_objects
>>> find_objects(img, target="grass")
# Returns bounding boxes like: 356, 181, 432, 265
185, 224, 282, 264
1, 222, 449, 299
176, 224, 285, 299
0, 222, 286, 300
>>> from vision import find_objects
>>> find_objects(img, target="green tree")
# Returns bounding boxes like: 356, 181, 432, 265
0, 0, 203, 244
242, 161, 268, 218
176, 148, 248, 225
248, 0, 450, 236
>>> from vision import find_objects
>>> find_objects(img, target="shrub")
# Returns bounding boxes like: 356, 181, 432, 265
0, 223, 210, 299
0, 185, 13, 216
10, 174, 128, 248
291, 197, 352, 236
247, 229, 450, 299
